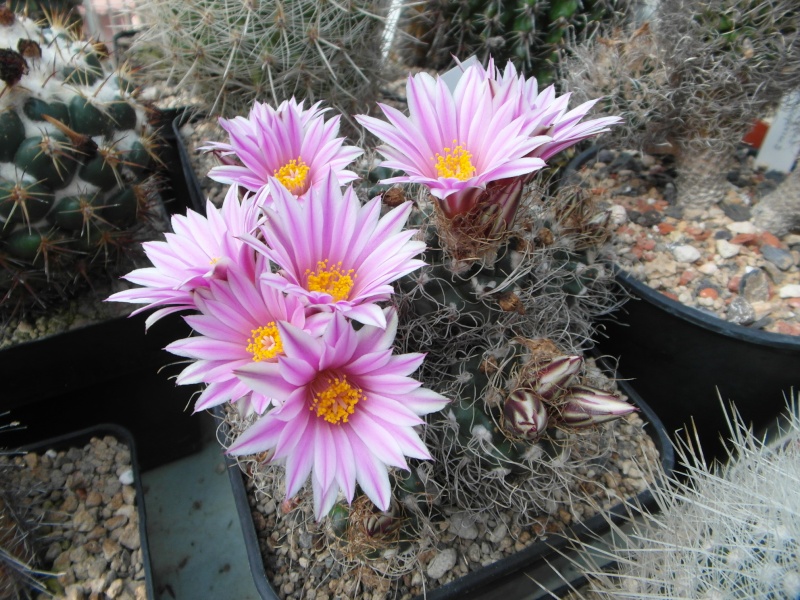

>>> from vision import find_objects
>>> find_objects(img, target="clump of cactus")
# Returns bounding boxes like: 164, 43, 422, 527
129, 0, 390, 125
111, 58, 647, 592
399, 0, 627, 85
0, 7, 165, 314
561, 0, 800, 208
550, 395, 800, 599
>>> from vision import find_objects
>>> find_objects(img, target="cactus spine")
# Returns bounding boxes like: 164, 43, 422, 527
561, 0, 800, 207
130, 0, 391, 124
559, 398, 800, 599
0, 7, 163, 313
400, 0, 626, 84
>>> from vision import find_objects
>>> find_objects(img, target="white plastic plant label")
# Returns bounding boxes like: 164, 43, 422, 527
755, 91, 800, 173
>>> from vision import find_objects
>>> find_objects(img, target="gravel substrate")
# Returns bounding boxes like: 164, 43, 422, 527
1, 435, 148, 600
568, 147, 800, 336
226, 391, 662, 600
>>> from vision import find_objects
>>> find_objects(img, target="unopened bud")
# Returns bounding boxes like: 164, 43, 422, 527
533, 355, 583, 400
364, 501, 401, 537
503, 389, 549, 441
559, 385, 638, 428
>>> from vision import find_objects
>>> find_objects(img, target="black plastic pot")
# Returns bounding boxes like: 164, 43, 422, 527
222, 370, 674, 599
173, 114, 208, 215
564, 145, 800, 465
18, 423, 155, 600
3, 128, 204, 470
595, 269, 800, 465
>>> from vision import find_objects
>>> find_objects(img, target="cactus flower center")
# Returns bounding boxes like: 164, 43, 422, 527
305, 259, 355, 301
311, 374, 364, 424
274, 157, 310, 195
433, 140, 476, 181
246, 322, 283, 362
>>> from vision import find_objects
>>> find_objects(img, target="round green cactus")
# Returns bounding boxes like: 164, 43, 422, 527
0, 7, 163, 312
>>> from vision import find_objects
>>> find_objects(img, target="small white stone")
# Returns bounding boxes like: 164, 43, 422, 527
727, 221, 758, 234
118, 469, 134, 485
610, 204, 628, 226
426, 548, 458, 580
672, 245, 701, 263
716, 239, 741, 259
697, 262, 718, 275
779, 285, 800, 299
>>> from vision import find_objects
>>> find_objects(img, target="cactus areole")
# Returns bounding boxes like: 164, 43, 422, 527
0, 10, 161, 311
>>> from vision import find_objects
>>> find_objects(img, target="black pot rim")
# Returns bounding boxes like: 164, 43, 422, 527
218, 360, 675, 600
564, 144, 800, 352
17, 423, 155, 600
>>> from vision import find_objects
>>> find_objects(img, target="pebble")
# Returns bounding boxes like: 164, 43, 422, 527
780, 285, 800, 298
716, 239, 741, 258
426, 548, 458, 580
672, 245, 701, 263
740, 268, 771, 303
0, 436, 146, 599
727, 297, 756, 325
575, 148, 799, 336
762, 245, 795, 271
448, 511, 480, 540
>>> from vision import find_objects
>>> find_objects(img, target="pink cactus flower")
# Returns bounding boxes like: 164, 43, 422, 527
355, 64, 550, 219
165, 266, 328, 417
243, 170, 426, 329
201, 98, 362, 199
107, 185, 262, 328
228, 309, 449, 520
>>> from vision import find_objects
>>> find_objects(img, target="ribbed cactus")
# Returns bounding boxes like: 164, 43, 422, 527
0, 7, 163, 313
129, 0, 390, 125
400, 0, 626, 84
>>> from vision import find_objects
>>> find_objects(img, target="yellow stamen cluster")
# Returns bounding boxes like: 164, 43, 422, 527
274, 157, 310, 195
311, 375, 364, 424
246, 322, 283, 362
433, 140, 476, 181
305, 260, 355, 302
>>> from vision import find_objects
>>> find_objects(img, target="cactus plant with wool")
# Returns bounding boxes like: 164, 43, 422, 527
129, 0, 390, 126
561, 0, 800, 208
549, 396, 800, 599
399, 0, 627, 85
109, 58, 650, 591
0, 7, 164, 314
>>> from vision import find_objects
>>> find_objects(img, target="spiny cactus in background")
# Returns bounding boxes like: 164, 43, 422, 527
399, 0, 626, 85
551, 396, 800, 599
561, 0, 800, 208
8, 0, 83, 26
753, 163, 800, 236
129, 0, 390, 127
0, 8, 165, 314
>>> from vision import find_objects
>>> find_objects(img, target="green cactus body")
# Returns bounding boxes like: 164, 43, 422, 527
400, 0, 625, 82
0, 10, 161, 311
387, 179, 628, 517
130, 0, 390, 121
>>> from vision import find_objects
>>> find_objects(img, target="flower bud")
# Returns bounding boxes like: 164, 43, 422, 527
364, 501, 401, 538
503, 389, 549, 441
559, 385, 638, 428
532, 355, 583, 400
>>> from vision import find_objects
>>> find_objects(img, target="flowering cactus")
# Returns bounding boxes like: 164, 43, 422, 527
111, 55, 635, 586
